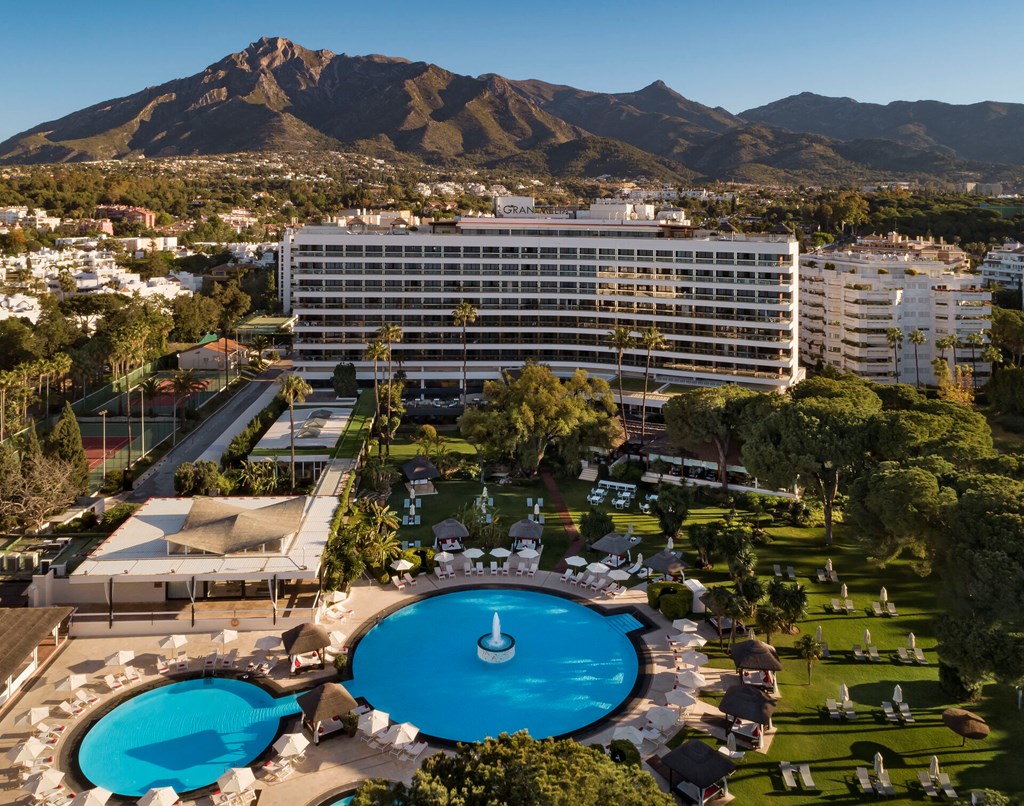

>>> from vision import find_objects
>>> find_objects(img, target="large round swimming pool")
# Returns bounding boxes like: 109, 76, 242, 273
78, 677, 300, 796
346, 589, 643, 742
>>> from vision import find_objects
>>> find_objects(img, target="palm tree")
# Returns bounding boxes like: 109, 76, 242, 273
359, 500, 401, 538
239, 459, 278, 495
965, 332, 985, 388
363, 340, 389, 410
607, 326, 635, 440
638, 326, 665, 440
981, 343, 1003, 379
886, 327, 903, 383
796, 634, 824, 684
754, 604, 787, 646
170, 369, 207, 445
377, 324, 403, 456
908, 328, 926, 388
279, 373, 312, 491
452, 301, 478, 406
139, 377, 164, 416
251, 335, 271, 366
703, 586, 733, 648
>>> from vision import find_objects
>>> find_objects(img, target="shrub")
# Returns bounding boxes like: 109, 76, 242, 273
938, 661, 983, 701
610, 460, 645, 485
608, 739, 641, 767
333, 654, 349, 672
400, 548, 423, 576
647, 581, 686, 609
660, 593, 691, 620
416, 546, 436, 573
101, 502, 140, 531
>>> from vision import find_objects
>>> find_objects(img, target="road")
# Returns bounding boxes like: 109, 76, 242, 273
128, 364, 287, 500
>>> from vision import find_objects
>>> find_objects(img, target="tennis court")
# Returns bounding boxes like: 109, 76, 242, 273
79, 418, 176, 490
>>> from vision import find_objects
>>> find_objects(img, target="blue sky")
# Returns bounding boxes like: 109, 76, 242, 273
2, 0, 1021, 141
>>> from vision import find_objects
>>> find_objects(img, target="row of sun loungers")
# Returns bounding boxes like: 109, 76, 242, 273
817, 568, 840, 583
897, 646, 929, 664
856, 767, 894, 796
880, 701, 915, 723
780, 762, 817, 790
772, 564, 798, 580
871, 601, 899, 617
830, 598, 857, 614
825, 698, 856, 720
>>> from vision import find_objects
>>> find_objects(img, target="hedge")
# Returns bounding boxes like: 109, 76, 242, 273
646, 581, 687, 609
660, 592, 692, 620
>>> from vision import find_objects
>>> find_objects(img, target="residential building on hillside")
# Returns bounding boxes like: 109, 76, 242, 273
846, 232, 969, 270
94, 205, 157, 229
980, 240, 1024, 292
800, 252, 991, 386
278, 199, 803, 407
178, 337, 247, 373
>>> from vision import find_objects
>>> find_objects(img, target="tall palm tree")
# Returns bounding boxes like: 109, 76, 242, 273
251, 335, 271, 365
885, 327, 904, 383
754, 603, 787, 646
377, 324, 403, 456
452, 301, 478, 406
965, 332, 985, 388
360, 500, 401, 538
981, 343, 1003, 380
170, 369, 207, 445
796, 634, 824, 684
139, 377, 164, 416
363, 340, 389, 408
279, 373, 312, 491
638, 326, 665, 440
908, 328, 926, 388
607, 326, 635, 440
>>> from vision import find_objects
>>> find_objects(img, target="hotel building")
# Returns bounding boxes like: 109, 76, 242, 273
278, 199, 803, 404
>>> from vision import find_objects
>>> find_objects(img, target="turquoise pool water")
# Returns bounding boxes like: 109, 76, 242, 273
347, 589, 642, 742
78, 677, 300, 796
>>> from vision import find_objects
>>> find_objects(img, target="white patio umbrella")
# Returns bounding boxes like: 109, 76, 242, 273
158, 634, 187, 652
216, 768, 255, 795
825, 558, 833, 572
665, 688, 697, 709
434, 551, 455, 564
892, 684, 903, 704
391, 722, 419, 746
390, 558, 414, 572
608, 568, 631, 582
358, 709, 389, 736
518, 548, 540, 560
874, 752, 885, 776
255, 636, 281, 652
815, 625, 823, 642
410, 486, 417, 500
104, 649, 135, 667
71, 788, 112, 806
675, 669, 707, 689
840, 583, 848, 599
211, 629, 238, 647
533, 503, 541, 515
490, 547, 512, 558
15, 707, 50, 727
23, 769, 64, 797
665, 536, 674, 551
726, 732, 738, 753
880, 586, 888, 603
929, 755, 940, 779
55, 673, 88, 692
671, 633, 707, 649
908, 632, 917, 649
481, 486, 488, 499
863, 629, 872, 646
137, 787, 179, 806
6, 737, 48, 764
840, 683, 850, 703
272, 732, 310, 758
611, 725, 644, 747
463, 548, 485, 559
409, 504, 416, 516
672, 618, 699, 633
565, 556, 588, 567
646, 705, 678, 732
587, 561, 610, 575
675, 650, 709, 668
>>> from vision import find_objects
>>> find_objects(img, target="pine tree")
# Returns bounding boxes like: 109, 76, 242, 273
46, 401, 89, 494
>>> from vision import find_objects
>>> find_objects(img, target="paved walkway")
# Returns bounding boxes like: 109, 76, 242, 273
540, 471, 583, 572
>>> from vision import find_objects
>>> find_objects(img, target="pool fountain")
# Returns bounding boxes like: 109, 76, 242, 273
477, 611, 515, 663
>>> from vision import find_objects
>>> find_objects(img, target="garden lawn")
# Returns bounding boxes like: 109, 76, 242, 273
667, 523, 1022, 803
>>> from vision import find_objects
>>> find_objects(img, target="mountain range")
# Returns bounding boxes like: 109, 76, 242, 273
1, 37, 1021, 185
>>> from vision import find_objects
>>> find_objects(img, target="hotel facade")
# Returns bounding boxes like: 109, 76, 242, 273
278, 200, 803, 402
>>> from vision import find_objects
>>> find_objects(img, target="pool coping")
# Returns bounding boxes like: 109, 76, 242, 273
60, 672, 308, 802
335, 583, 659, 750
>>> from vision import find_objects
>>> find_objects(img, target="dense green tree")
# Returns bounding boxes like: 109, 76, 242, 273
886, 327, 903, 383
649, 482, 690, 538
579, 509, 615, 546
754, 603, 787, 646
459, 363, 617, 475
663, 385, 757, 489
169, 294, 223, 343
331, 362, 358, 398
45, 401, 89, 494
352, 732, 674, 806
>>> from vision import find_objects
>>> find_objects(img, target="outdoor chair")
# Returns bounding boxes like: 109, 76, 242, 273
816, 569, 827, 583
526, 498, 533, 507
825, 698, 842, 720
821, 641, 830, 658
881, 701, 900, 723
799, 764, 817, 789
559, 569, 574, 584
786, 566, 796, 580
844, 599, 856, 613
156, 656, 170, 674
402, 515, 409, 526
773, 564, 783, 578
490, 562, 499, 576
898, 702, 914, 723
852, 644, 865, 661
918, 770, 940, 799
433, 566, 446, 582
527, 562, 538, 577
75, 689, 98, 706
856, 768, 874, 794
897, 647, 913, 664
872, 601, 885, 617
936, 773, 957, 799
175, 653, 189, 672
779, 762, 798, 790
124, 665, 142, 683
399, 740, 428, 762
403, 572, 417, 586
875, 770, 895, 796
104, 673, 124, 691
914, 648, 928, 664
886, 602, 898, 617
537, 498, 543, 506
842, 700, 856, 720
830, 598, 844, 613
391, 576, 405, 591
475, 562, 485, 576
219, 651, 237, 670
829, 570, 840, 583
500, 562, 509, 576
590, 578, 609, 592
868, 645, 881, 662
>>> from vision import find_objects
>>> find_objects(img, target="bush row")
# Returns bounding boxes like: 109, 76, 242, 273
221, 394, 287, 469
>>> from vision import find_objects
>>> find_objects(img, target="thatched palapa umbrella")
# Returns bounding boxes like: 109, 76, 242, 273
729, 639, 783, 672
719, 684, 777, 730
296, 682, 358, 744
432, 518, 469, 544
659, 740, 736, 806
942, 708, 990, 746
282, 622, 331, 673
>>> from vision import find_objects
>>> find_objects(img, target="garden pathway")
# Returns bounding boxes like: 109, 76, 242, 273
540, 470, 582, 571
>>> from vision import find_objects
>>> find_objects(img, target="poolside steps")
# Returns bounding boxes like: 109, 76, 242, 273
605, 613, 644, 636
578, 465, 598, 482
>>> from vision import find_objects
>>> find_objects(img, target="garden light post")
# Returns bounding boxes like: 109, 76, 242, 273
98, 409, 108, 481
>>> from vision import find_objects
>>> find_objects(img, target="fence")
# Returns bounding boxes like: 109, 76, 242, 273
71, 359, 170, 416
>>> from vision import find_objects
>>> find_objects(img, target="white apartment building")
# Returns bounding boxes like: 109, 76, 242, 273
800, 252, 991, 386
980, 240, 1024, 292
279, 200, 803, 400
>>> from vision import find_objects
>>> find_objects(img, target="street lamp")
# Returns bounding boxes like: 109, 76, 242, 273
139, 387, 145, 458
98, 409, 108, 481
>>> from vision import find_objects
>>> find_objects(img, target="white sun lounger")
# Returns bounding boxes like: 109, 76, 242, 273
559, 569, 574, 584
799, 764, 817, 789
936, 773, 957, 799
917, 770, 940, 798
779, 762, 798, 790
391, 576, 405, 591
404, 572, 417, 586
855, 767, 873, 794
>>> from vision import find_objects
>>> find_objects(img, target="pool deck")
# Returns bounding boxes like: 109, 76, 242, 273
0, 570, 744, 805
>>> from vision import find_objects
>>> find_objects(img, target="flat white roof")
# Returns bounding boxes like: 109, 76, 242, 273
253, 406, 351, 452
72, 496, 337, 583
